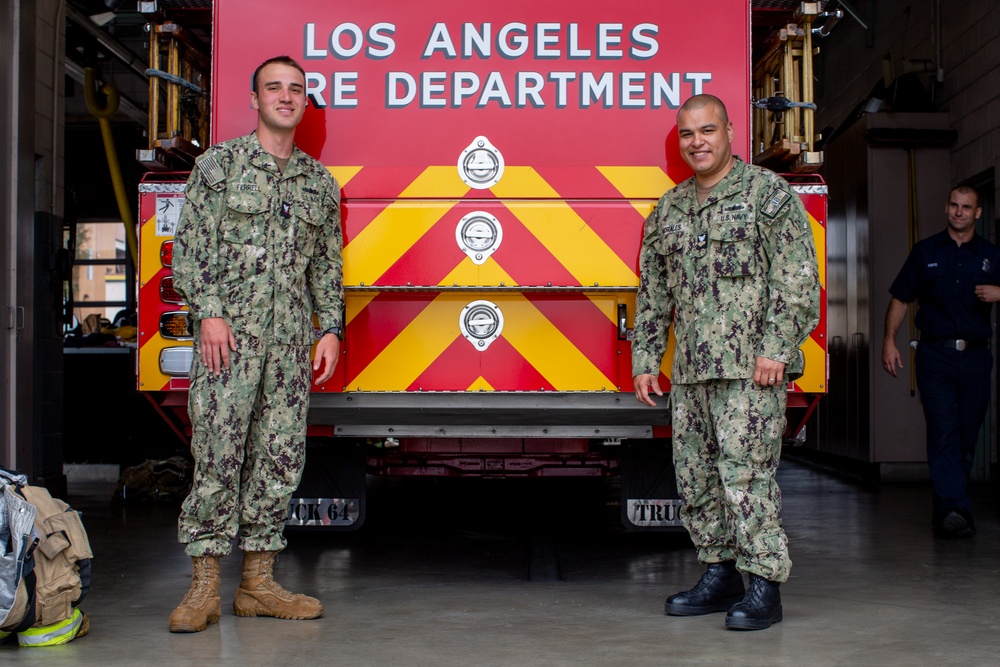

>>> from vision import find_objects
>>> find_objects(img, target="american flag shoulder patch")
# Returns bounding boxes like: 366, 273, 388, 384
762, 186, 791, 218
197, 155, 225, 187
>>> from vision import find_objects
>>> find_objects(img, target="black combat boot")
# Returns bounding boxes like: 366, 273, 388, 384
725, 573, 782, 630
664, 561, 745, 616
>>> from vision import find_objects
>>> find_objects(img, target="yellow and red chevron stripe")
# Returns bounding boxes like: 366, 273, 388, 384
137, 183, 190, 393
136, 168, 827, 396
332, 163, 666, 393
792, 187, 828, 394
331, 165, 827, 395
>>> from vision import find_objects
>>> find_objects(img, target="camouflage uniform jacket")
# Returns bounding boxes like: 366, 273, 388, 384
632, 158, 819, 383
172, 132, 344, 345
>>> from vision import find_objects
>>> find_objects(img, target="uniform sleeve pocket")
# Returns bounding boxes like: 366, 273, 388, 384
710, 224, 757, 277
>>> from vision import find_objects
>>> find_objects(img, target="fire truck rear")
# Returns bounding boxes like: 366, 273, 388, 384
136, 0, 829, 530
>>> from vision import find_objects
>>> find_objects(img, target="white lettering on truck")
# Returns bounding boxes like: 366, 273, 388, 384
301, 19, 712, 110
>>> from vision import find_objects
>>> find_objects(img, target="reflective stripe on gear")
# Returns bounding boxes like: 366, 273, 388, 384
17, 608, 86, 647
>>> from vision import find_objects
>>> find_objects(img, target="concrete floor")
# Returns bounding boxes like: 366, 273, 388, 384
3, 459, 999, 666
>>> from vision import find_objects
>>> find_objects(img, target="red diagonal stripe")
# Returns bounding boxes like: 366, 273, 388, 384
341, 201, 385, 244
526, 293, 618, 381
339, 166, 427, 201
564, 202, 645, 273
138, 265, 173, 344
534, 166, 625, 201
407, 337, 482, 391
800, 192, 826, 225
375, 209, 464, 286
346, 293, 436, 379
493, 214, 579, 286
481, 337, 556, 391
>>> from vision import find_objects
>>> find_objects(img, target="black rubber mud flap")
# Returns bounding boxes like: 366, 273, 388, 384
619, 439, 684, 531
287, 440, 367, 531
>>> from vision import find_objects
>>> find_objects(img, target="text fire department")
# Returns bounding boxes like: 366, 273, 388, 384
299, 20, 714, 110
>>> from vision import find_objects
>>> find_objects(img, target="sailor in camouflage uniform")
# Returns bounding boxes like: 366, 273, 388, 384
168, 56, 343, 633
633, 95, 819, 631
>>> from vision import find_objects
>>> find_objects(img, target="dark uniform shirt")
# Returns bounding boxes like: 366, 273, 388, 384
889, 230, 1000, 341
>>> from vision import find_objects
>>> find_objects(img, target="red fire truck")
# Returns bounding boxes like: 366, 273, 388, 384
136, 0, 828, 530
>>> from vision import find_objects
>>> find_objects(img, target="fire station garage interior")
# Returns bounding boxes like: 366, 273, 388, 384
2, 0, 999, 662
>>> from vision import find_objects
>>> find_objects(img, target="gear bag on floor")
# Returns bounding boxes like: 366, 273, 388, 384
0, 468, 92, 646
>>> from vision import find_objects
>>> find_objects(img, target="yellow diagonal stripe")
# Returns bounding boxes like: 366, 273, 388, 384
658, 325, 677, 381
491, 166, 558, 197
633, 200, 658, 220
439, 257, 518, 288
343, 200, 455, 285
505, 200, 638, 287
501, 295, 614, 390
597, 166, 674, 200
492, 168, 636, 286
437, 256, 480, 287
345, 292, 378, 325
469, 376, 494, 391
328, 166, 362, 187
140, 215, 166, 286
797, 334, 826, 393
810, 212, 826, 288
401, 166, 471, 198
347, 294, 459, 391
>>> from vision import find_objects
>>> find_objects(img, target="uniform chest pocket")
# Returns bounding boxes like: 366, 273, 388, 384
921, 261, 949, 298
657, 231, 687, 287
221, 193, 269, 247
709, 223, 757, 278
294, 198, 326, 258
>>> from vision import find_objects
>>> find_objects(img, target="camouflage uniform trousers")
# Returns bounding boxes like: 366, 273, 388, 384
671, 378, 791, 582
178, 329, 311, 557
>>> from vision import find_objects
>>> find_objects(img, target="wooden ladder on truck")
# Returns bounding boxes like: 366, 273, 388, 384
136, 14, 211, 170
752, 1, 824, 173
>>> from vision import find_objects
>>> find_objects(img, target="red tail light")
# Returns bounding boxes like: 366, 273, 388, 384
159, 276, 184, 304
160, 240, 174, 267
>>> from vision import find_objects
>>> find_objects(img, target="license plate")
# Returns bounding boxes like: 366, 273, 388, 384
626, 499, 683, 527
286, 498, 360, 526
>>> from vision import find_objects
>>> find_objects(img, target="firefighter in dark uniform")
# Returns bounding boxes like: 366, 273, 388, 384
882, 185, 1000, 538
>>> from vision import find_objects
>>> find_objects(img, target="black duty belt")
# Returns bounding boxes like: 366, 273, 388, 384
920, 336, 989, 351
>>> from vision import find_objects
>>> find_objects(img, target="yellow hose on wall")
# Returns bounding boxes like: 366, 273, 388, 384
83, 67, 139, 272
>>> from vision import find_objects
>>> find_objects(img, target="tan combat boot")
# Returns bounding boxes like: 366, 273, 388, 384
168, 556, 222, 633
232, 551, 323, 619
